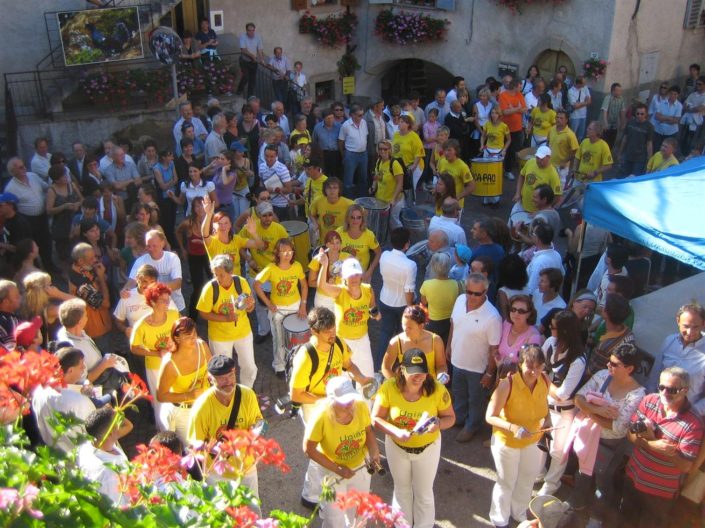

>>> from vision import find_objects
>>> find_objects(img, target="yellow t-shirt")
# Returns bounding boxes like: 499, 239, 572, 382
575, 138, 613, 182
336, 228, 379, 272
204, 235, 249, 270
376, 378, 451, 448
308, 251, 352, 295
420, 279, 462, 321
196, 276, 252, 342
187, 385, 263, 477
436, 157, 474, 208
519, 158, 562, 213
334, 284, 372, 340
483, 120, 510, 150
239, 221, 289, 278
310, 196, 354, 241
290, 340, 351, 397
130, 309, 180, 371
392, 131, 425, 170
547, 126, 579, 168
256, 262, 305, 306
530, 107, 556, 138
375, 159, 404, 204
646, 152, 679, 173
304, 174, 328, 217
305, 399, 371, 469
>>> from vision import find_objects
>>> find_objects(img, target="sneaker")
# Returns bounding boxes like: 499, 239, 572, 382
455, 429, 475, 443
506, 171, 515, 181
537, 483, 558, 496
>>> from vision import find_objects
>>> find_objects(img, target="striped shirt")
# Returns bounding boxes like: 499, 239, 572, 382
258, 160, 291, 209
626, 394, 704, 498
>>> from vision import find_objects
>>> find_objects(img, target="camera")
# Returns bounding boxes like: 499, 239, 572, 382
366, 459, 386, 476
629, 419, 648, 435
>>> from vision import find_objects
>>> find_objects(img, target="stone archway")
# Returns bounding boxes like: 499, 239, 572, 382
534, 49, 577, 81
379, 58, 455, 105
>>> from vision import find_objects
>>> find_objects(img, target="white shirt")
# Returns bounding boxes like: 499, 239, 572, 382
30, 153, 51, 181
77, 442, 128, 506
173, 116, 208, 146
99, 154, 135, 171
129, 252, 185, 311
428, 216, 467, 247
338, 118, 368, 153
4, 173, 48, 216
56, 328, 103, 374
449, 296, 502, 373
180, 180, 215, 216
568, 86, 591, 119
379, 249, 417, 307
651, 333, 705, 416
526, 248, 564, 293
532, 291, 566, 325
113, 287, 178, 327
542, 336, 586, 404
32, 385, 95, 453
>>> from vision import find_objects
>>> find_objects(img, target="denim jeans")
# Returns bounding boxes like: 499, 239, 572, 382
374, 301, 406, 371
342, 150, 368, 197
451, 367, 488, 433
570, 116, 587, 142
619, 158, 647, 178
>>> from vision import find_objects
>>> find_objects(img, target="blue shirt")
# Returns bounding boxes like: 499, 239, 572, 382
313, 121, 342, 151
472, 243, 506, 281
71, 214, 111, 234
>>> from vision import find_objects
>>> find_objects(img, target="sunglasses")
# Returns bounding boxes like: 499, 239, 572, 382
466, 289, 486, 297
658, 384, 684, 395
510, 307, 530, 314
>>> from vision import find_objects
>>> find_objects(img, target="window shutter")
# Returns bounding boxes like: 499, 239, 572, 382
684, 0, 704, 28
436, 0, 456, 10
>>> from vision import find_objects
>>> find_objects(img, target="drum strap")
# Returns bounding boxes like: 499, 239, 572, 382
226, 385, 243, 431
211, 276, 243, 305
304, 337, 342, 392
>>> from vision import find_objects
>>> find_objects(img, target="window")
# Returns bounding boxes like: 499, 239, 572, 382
684, 0, 705, 28
291, 0, 338, 9
368, 0, 455, 10
315, 80, 335, 103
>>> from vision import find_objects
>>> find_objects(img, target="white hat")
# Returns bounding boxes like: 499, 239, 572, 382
326, 376, 362, 405
341, 258, 363, 279
536, 145, 552, 159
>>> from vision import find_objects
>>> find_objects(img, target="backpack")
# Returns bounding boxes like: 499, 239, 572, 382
288, 337, 345, 399
210, 275, 243, 305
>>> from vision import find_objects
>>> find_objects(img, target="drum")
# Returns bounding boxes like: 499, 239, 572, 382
283, 220, 311, 269
517, 147, 537, 173
400, 207, 430, 245
470, 158, 504, 197
355, 197, 390, 245
406, 240, 431, 270
282, 313, 311, 353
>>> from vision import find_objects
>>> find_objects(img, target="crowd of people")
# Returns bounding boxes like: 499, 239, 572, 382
1, 40, 704, 528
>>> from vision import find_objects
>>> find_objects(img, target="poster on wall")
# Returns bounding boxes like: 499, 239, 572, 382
57, 7, 144, 66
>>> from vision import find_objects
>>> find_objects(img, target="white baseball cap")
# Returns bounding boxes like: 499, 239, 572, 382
326, 376, 362, 405
341, 258, 363, 279
536, 145, 552, 159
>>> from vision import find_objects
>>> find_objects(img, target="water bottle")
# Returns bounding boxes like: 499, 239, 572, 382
437, 372, 450, 385
331, 260, 343, 277
234, 293, 248, 310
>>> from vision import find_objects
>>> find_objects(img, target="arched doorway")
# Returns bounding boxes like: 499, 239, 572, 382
534, 49, 577, 81
380, 59, 455, 105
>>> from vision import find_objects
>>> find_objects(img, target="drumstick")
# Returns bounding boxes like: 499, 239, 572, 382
528, 426, 564, 435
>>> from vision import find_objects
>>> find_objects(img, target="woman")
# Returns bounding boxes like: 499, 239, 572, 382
540, 289, 598, 342
119, 221, 147, 279
458, 89, 479, 159
481, 106, 511, 159
254, 238, 307, 377
307, 230, 351, 312
392, 115, 425, 195
46, 165, 82, 262
176, 164, 216, 217
538, 309, 588, 497
82, 156, 106, 198
336, 204, 381, 283
432, 172, 457, 216
486, 344, 550, 528
79, 218, 115, 271
303, 376, 381, 528
153, 148, 178, 247
419, 252, 461, 347
13, 239, 41, 290
568, 343, 645, 517
238, 104, 260, 167
472, 88, 493, 152
429, 126, 450, 177
386, 105, 402, 139
497, 254, 530, 320
157, 316, 212, 445
316, 252, 380, 378
423, 108, 440, 168
381, 305, 448, 381
495, 295, 543, 381
175, 134, 205, 181
20, 271, 74, 345
532, 267, 566, 331
176, 196, 208, 319
521, 65, 540, 95
230, 144, 254, 219
373, 140, 405, 230
222, 111, 240, 149
372, 349, 455, 528
528, 93, 556, 147
130, 282, 181, 430
137, 139, 159, 184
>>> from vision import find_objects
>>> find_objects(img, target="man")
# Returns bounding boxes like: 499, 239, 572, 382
444, 100, 471, 160
4, 157, 53, 271
103, 147, 141, 205
651, 86, 682, 153
567, 76, 591, 141
525, 223, 563, 293
600, 82, 627, 150
0, 280, 21, 350
237, 22, 264, 98
77, 406, 132, 506
436, 139, 475, 210
650, 302, 705, 415
68, 243, 112, 351
259, 144, 293, 220
289, 307, 372, 509
70, 196, 114, 241
512, 145, 562, 224
527, 184, 561, 239
683, 63, 701, 100
313, 109, 343, 179
204, 113, 227, 164
425, 89, 450, 124
331, 101, 347, 124
0, 193, 32, 255
618, 103, 654, 177
646, 137, 679, 173
680, 75, 705, 155
408, 91, 425, 129
123, 229, 186, 312
67, 142, 90, 186
338, 104, 369, 197
188, 355, 263, 494
268, 47, 291, 106
446, 76, 466, 104
429, 198, 467, 247
173, 101, 208, 148
30, 137, 51, 182
498, 79, 527, 180
574, 121, 613, 183
470, 219, 505, 275
309, 177, 353, 244
376, 227, 416, 369
195, 18, 218, 58
447, 273, 502, 443
300, 96, 318, 133
364, 97, 388, 177
524, 78, 545, 116
197, 254, 257, 387
268, 101, 291, 138
302, 156, 327, 218
547, 110, 579, 188
622, 367, 704, 527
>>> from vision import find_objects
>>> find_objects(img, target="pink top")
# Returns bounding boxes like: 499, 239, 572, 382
497, 321, 543, 364
423, 120, 440, 149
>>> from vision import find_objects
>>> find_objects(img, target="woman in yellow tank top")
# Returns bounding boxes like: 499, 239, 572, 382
157, 317, 212, 444
336, 204, 381, 281
381, 305, 448, 383
316, 251, 380, 379
485, 344, 550, 527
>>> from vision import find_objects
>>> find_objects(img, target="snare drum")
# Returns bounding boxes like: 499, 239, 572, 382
406, 240, 431, 270
283, 220, 311, 269
355, 197, 390, 245
470, 158, 504, 197
282, 313, 311, 353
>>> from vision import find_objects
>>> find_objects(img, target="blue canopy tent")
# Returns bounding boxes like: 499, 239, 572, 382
582, 156, 705, 271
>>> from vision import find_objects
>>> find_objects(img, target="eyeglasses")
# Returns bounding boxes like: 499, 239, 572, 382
607, 360, 624, 368
510, 307, 530, 314
466, 289, 486, 297
658, 384, 685, 395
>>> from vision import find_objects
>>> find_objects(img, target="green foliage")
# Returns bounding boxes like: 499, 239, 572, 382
66, 48, 104, 66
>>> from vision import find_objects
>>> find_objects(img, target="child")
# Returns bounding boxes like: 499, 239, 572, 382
449, 244, 472, 281
13, 316, 44, 353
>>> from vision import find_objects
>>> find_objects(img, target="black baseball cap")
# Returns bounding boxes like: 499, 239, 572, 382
207, 355, 236, 376
401, 348, 429, 375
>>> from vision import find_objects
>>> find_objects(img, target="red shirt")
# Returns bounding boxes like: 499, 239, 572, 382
626, 393, 704, 498
498, 91, 526, 133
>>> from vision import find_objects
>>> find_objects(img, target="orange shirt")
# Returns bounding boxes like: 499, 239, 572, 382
498, 91, 526, 133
